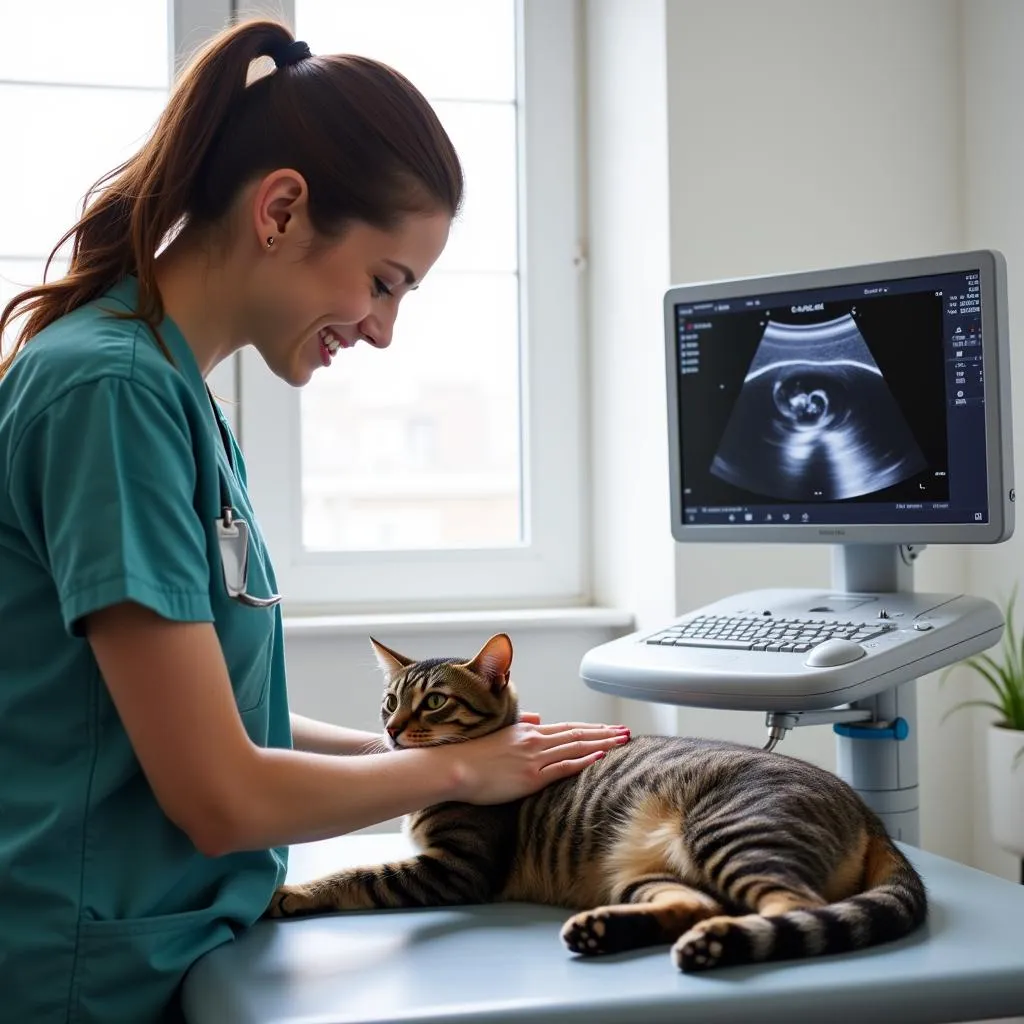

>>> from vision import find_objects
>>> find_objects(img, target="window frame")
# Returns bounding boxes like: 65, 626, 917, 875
229, 0, 588, 614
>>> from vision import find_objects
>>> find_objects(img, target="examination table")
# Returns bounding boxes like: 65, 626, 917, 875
181, 832, 1024, 1024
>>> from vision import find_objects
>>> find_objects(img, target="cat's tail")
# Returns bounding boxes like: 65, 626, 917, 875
676, 833, 927, 972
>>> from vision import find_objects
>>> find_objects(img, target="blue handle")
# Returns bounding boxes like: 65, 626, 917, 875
833, 717, 909, 741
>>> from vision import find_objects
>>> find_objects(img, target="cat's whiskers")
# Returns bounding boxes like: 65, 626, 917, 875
354, 737, 390, 756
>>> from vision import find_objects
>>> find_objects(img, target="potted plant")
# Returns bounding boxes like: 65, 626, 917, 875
942, 587, 1024, 879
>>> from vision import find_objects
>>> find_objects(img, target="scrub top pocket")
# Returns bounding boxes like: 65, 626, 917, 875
229, 615, 275, 715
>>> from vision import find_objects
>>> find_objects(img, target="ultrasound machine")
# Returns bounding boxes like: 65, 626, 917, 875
182, 251, 1024, 1024
581, 248, 1015, 848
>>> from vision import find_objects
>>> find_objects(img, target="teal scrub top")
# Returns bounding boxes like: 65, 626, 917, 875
0, 277, 292, 1023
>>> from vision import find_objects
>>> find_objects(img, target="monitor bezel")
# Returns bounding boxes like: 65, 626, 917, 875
664, 249, 1014, 545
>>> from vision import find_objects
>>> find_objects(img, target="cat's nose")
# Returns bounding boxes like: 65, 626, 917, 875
386, 724, 402, 740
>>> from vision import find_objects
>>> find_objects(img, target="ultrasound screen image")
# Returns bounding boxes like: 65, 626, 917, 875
676, 286, 956, 515
710, 313, 928, 501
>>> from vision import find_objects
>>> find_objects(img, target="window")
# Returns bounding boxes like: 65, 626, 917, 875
2, 0, 586, 614
237, 0, 585, 613
0, 0, 177, 346
298, 0, 520, 556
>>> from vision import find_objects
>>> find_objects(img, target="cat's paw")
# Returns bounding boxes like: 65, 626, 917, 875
264, 884, 316, 919
672, 915, 748, 972
561, 909, 617, 955
561, 906, 666, 956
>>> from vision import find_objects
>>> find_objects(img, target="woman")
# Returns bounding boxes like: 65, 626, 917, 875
0, 19, 628, 1023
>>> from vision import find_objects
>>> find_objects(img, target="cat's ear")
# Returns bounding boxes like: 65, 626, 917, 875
369, 637, 416, 679
464, 633, 513, 692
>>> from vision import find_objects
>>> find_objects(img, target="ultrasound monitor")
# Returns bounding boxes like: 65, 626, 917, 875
665, 249, 1014, 545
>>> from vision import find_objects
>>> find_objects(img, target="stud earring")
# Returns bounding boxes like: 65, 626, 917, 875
266, 236, 275, 248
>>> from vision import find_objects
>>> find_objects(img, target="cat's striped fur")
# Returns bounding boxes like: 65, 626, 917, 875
267, 633, 928, 972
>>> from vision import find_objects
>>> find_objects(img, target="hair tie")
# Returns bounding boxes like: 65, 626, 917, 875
266, 39, 313, 69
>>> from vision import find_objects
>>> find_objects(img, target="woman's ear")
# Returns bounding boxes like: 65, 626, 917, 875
251, 168, 311, 249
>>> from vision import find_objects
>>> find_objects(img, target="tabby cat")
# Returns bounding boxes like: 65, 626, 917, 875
266, 633, 928, 972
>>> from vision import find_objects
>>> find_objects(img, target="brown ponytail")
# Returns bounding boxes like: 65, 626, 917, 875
0, 17, 463, 380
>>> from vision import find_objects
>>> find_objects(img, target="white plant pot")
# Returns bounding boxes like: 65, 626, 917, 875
986, 724, 1024, 858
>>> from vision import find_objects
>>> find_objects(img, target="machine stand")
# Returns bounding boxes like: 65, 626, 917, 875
831, 543, 921, 845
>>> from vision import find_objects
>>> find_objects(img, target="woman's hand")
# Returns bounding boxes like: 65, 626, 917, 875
445, 720, 630, 805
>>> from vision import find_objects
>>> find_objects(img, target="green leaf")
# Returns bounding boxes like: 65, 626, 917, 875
940, 699, 1006, 726
975, 649, 1023, 718
1002, 585, 1020, 679
1009, 685, 1024, 731
965, 656, 1016, 718
1013, 584, 1024, 692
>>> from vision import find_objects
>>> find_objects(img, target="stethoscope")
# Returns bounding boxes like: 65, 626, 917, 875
210, 392, 282, 608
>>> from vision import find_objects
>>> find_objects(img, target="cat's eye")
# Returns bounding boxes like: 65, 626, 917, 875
424, 693, 448, 711
383, 693, 398, 713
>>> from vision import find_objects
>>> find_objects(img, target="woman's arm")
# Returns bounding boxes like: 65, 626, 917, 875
85, 601, 628, 857
290, 713, 386, 755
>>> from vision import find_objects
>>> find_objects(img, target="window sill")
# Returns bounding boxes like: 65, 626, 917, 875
282, 606, 636, 639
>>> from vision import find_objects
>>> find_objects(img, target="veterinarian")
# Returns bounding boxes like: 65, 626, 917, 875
0, 20, 628, 1023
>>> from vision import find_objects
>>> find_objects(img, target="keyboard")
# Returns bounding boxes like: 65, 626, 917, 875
644, 614, 897, 653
